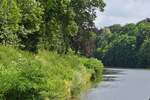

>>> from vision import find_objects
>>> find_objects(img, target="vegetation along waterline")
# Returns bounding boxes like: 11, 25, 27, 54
0, 0, 105, 99
0, 46, 104, 100
0, 0, 106, 99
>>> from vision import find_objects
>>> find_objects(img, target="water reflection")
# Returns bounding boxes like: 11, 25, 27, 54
103, 68, 124, 82
81, 68, 150, 100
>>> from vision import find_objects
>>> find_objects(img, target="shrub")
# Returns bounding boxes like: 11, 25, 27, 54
0, 46, 104, 100
79, 57, 104, 82
0, 54, 46, 100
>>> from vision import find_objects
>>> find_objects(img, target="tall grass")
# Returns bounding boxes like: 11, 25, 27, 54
0, 46, 104, 100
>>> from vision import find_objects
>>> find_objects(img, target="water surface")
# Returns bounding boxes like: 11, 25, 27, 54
81, 68, 150, 100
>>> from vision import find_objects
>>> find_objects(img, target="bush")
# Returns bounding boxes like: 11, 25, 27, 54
0, 53, 46, 100
79, 57, 104, 82
36, 51, 92, 99
0, 46, 104, 100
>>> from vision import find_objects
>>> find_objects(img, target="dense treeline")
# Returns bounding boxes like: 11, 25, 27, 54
94, 18, 150, 68
0, 0, 105, 53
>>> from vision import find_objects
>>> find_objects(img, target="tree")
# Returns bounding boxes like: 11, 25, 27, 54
1, 0, 106, 54
16, 0, 44, 52
136, 19, 150, 49
38, 0, 78, 53
138, 39, 150, 67
94, 27, 112, 59
71, 0, 105, 55
103, 35, 137, 67
71, 0, 105, 28
0, 0, 21, 46
120, 23, 138, 36
79, 31, 97, 57
109, 24, 122, 34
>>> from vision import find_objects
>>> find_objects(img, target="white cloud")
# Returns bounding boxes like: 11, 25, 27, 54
95, 0, 150, 28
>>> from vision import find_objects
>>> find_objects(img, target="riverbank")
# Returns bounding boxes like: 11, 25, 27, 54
0, 46, 104, 100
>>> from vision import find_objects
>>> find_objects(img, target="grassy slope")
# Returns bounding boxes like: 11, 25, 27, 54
0, 46, 103, 100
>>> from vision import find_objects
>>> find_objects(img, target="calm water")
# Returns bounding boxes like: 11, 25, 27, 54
81, 68, 150, 100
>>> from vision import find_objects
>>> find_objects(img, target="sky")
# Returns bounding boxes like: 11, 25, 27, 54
94, 0, 150, 28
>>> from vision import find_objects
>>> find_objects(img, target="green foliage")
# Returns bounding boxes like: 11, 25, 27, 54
136, 20, 150, 49
95, 28, 113, 59
104, 35, 137, 67
36, 51, 103, 99
17, 0, 43, 34
0, 47, 46, 100
71, 0, 105, 25
0, 0, 105, 54
95, 18, 150, 68
0, 0, 106, 99
0, 46, 104, 100
138, 39, 150, 67
16, 0, 44, 52
120, 24, 138, 36
0, 0, 106, 98
109, 24, 122, 34
70, 0, 105, 55
0, 0, 21, 46
80, 57, 104, 81
0, 0, 43, 51
38, 0, 79, 53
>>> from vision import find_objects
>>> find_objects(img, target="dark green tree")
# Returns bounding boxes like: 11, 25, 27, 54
109, 24, 122, 34
38, 0, 78, 53
138, 39, 150, 67
16, 0, 44, 52
103, 35, 137, 67
120, 23, 138, 36
71, 0, 105, 55
95, 27, 112, 59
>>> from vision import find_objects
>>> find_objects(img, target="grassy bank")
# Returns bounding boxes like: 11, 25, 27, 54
0, 46, 103, 100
